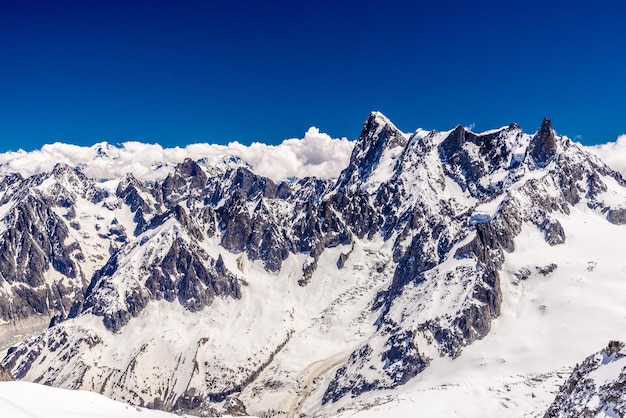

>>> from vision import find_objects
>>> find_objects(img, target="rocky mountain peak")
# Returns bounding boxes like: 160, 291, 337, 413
178, 158, 206, 179
93, 141, 115, 158
115, 173, 145, 198
604, 340, 626, 356
51, 162, 73, 175
358, 111, 407, 153
527, 117, 557, 168
336, 112, 407, 189
508, 122, 521, 130
540, 116, 553, 131
47, 162, 83, 186
439, 125, 472, 154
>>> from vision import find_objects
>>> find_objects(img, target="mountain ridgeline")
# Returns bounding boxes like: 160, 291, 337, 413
0, 112, 625, 416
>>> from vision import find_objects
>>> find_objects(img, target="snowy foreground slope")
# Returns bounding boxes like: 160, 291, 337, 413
1, 113, 626, 417
0, 381, 221, 418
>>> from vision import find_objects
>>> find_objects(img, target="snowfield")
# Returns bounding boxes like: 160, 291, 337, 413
0, 381, 195, 418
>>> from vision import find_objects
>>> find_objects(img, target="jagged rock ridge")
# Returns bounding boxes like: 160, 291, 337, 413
545, 341, 626, 418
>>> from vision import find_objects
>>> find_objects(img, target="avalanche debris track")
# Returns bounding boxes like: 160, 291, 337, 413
278, 352, 351, 418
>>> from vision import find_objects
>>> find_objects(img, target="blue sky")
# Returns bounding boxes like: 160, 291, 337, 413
1, 0, 625, 152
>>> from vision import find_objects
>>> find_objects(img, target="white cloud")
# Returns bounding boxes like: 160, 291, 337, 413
0, 128, 355, 183
584, 134, 626, 178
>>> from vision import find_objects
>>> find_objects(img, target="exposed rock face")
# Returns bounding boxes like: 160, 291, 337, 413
528, 118, 558, 168
0, 364, 12, 381
83, 208, 242, 333
116, 173, 156, 235
545, 341, 626, 418
218, 195, 290, 273
339, 111, 408, 187
1, 113, 626, 416
0, 166, 97, 329
608, 207, 626, 225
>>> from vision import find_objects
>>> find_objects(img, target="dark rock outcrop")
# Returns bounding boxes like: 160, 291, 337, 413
528, 118, 557, 168
85, 235, 241, 333
608, 207, 626, 225
0, 194, 83, 323
336, 112, 407, 189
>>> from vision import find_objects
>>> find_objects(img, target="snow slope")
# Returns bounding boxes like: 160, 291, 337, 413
0, 381, 192, 418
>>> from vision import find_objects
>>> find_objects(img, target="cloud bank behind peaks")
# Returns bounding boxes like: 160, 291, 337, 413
0, 127, 355, 183
585, 134, 626, 178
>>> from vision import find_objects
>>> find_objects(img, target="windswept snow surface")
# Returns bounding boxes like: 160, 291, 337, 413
0, 381, 194, 418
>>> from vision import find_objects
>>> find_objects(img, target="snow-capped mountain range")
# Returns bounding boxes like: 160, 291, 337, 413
0, 127, 353, 183
1, 112, 626, 417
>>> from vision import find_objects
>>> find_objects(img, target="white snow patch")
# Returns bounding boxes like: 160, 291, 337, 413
469, 194, 506, 225
0, 381, 196, 418
588, 351, 626, 387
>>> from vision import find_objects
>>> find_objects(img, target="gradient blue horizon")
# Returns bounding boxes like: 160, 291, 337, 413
1, 0, 625, 152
